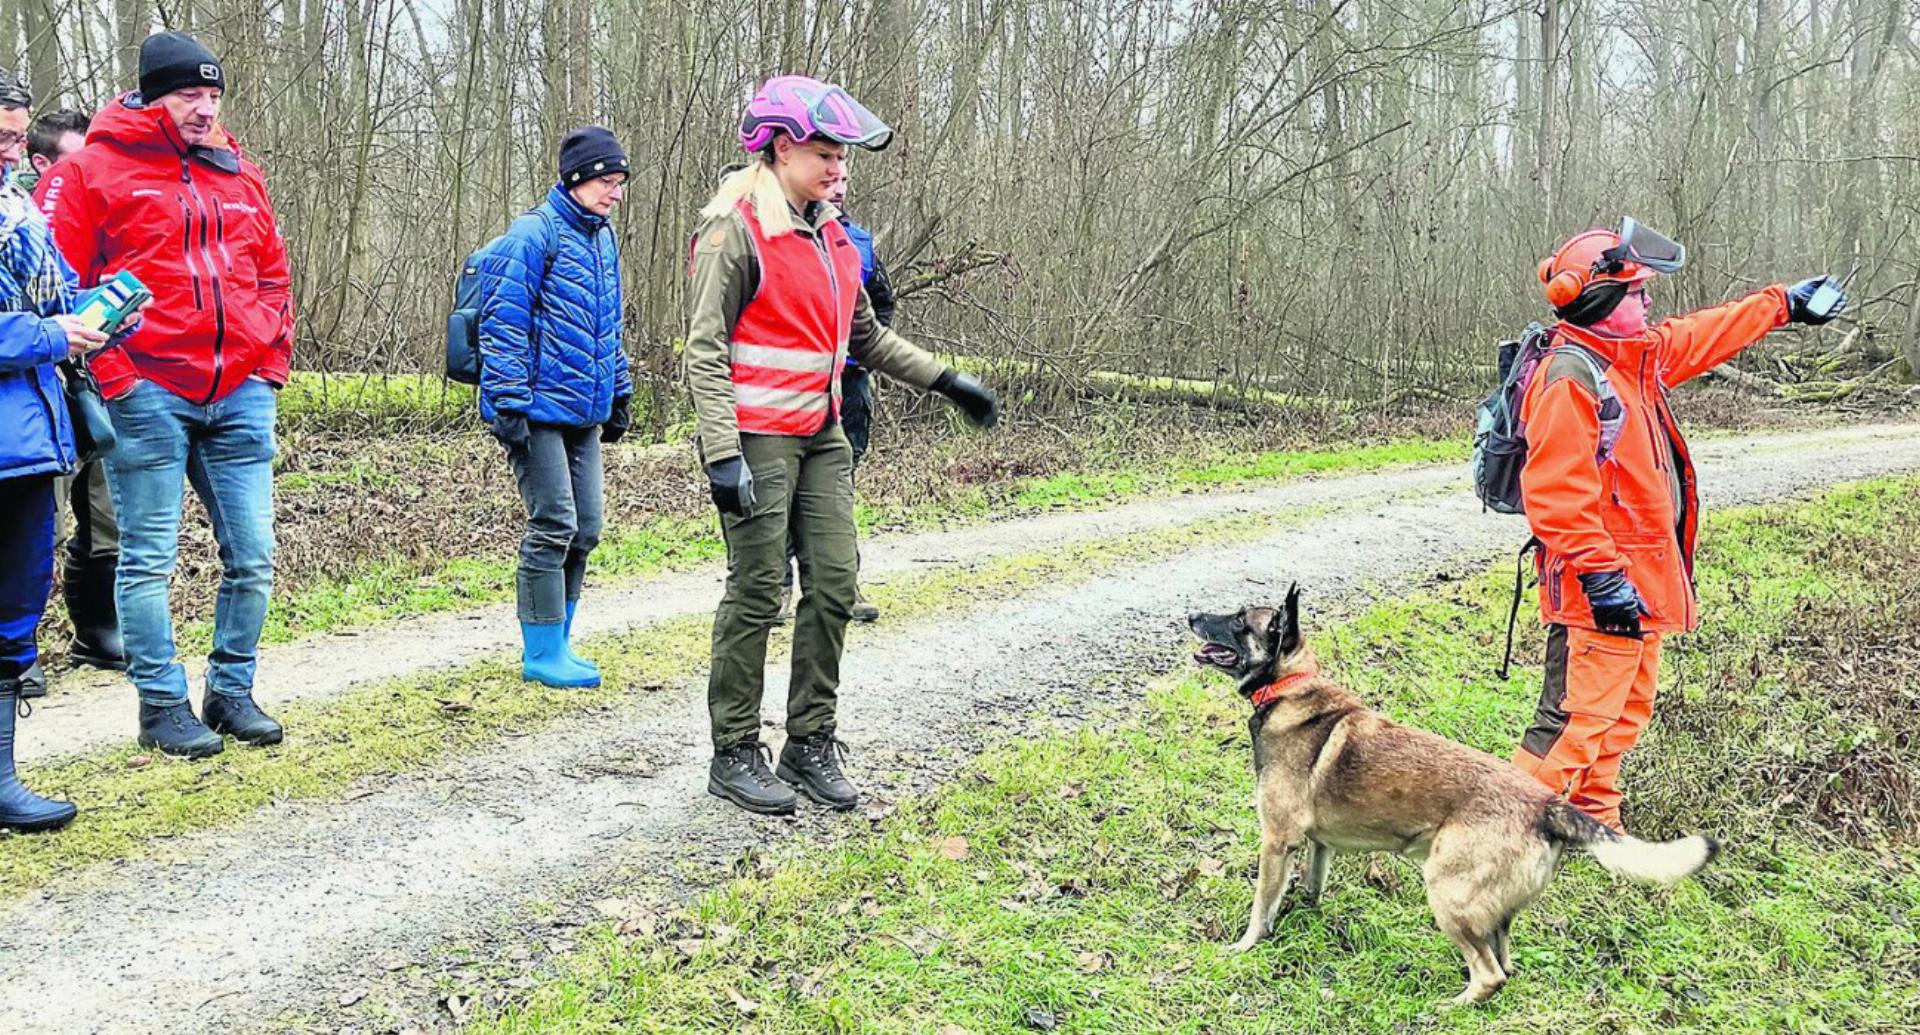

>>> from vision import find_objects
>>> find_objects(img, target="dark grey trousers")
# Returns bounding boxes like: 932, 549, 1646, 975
55, 459, 119, 562
506, 424, 603, 625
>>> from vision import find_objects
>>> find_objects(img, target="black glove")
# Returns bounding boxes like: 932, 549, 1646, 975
1578, 570, 1648, 639
706, 456, 757, 517
931, 369, 999, 428
601, 395, 631, 444
488, 412, 530, 454
1786, 276, 1846, 326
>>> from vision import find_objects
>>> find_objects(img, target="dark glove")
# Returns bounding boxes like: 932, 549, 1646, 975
1578, 570, 1648, 639
488, 412, 530, 454
1786, 276, 1846, 326
107, 315, 143, 348
931, 369, 999, 428
706, 455, 757, 517
601, 395, 631, 444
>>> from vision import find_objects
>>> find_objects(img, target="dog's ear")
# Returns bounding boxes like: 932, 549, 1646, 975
1279, 583, 1303, 656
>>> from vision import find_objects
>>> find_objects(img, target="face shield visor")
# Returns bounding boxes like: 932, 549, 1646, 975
807, 86, 893, 152
1600, 217, 1686, 275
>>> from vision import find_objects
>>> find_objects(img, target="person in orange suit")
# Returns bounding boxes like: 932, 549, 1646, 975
1514, 219, 1847, 831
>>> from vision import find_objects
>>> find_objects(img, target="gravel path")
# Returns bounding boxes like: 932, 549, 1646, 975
2, 421, 1915, 1034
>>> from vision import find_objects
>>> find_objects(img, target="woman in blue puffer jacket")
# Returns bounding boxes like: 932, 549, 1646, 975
0, 66, 109, 831
477, 126, 634, 689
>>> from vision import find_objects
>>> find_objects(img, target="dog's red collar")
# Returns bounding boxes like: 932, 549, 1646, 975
1250, 669, 1319, 710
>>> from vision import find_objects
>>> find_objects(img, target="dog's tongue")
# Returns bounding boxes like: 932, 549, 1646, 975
1194, 644, 1238, 666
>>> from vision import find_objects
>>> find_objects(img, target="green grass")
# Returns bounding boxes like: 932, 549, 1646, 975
469, 477, 1920, 1034
1010, 437, 1464, 509
277, 371, 476, 431
0, 490, 1380, 894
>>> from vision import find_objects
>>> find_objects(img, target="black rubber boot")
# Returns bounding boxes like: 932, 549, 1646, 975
65, 553, 127, 671
137, 700, 226, 759
708, 739, 796, 816
17, 660, 46, 700
777, 731, 860, 811
202, 692, 284, 746
1, 678, 78, 832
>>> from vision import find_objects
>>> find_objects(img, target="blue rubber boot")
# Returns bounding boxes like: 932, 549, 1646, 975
1, 678, 78, 833
520, 622, 600, 688
562, 599, 600, 678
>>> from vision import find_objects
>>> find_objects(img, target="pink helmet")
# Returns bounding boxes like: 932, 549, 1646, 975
738, 75, 893, 154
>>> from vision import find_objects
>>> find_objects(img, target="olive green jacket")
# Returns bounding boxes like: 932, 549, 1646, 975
683, 199, 945, 463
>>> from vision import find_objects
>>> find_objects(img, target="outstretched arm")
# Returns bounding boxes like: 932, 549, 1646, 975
1655, 285, 1790, 388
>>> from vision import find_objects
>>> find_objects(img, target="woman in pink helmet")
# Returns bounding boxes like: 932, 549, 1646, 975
685, 75, 998, 816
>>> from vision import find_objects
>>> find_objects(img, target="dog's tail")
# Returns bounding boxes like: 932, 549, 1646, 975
1542, 802, 1719, 885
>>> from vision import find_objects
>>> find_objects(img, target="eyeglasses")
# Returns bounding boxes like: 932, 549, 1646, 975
0, 130, 23, 150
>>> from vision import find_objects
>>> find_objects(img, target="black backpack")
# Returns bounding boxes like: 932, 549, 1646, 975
445, 210, 557, 385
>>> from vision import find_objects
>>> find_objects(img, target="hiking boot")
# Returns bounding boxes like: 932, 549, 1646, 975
17, 660, 46, 700
708, 739, 796, 816
772, 586, 795, 626
203, 692, 285, 746
2, 678, 78, 833
137, 700, 225, 759
850, 589, 880, 624
65, 553, 127, 671
776, 731, 860, 811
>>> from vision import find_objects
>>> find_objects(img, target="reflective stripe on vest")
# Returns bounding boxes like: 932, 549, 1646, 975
728, 200, 863, 437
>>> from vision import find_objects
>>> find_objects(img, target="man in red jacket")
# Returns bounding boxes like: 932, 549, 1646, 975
37, 32, 295, 758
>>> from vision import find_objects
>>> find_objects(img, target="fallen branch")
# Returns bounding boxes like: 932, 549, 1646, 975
894, 243, 1009, 302
1779, 357, 1906, 403
1699, 364, 1788, 397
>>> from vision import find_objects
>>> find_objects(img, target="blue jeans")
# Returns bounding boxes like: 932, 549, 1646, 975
104, 379, 276, 705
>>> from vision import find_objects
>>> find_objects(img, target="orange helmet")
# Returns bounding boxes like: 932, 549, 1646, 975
1537, 218, 1686, 308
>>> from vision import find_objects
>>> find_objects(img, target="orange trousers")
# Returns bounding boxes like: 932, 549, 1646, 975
1512, 625, 1660, 831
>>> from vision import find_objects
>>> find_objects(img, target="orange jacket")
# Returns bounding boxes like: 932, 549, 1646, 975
1520, 285, 1790, 633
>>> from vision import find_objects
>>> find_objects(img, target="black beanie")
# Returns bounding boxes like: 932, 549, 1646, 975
1555, 280, 1629, 327
559, 126, 629, 187
138, 32, 225, 101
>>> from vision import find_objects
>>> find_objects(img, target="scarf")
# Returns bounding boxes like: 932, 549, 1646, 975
0, 177, 76, 317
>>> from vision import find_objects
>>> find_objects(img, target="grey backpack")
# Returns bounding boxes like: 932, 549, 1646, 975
1471, 323, 1624, 515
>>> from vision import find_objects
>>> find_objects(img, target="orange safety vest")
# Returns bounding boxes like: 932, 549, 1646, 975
1519, 286, 1790, 634
728, 200, 864, 437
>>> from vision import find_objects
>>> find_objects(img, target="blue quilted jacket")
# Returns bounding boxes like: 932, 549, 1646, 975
0, 311, 75, 479
477, 184, 633, 426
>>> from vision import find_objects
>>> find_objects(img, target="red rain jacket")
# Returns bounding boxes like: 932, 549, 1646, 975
35, 94, 294, 403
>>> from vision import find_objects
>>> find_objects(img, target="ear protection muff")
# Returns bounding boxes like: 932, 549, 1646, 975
1540, 259, 1588, 308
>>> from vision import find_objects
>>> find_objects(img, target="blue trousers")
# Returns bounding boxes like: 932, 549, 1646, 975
0, 475, 55, 679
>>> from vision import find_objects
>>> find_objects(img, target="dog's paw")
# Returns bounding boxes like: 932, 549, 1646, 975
1441, 985, 1498, 1010
1227, 933, 1262, 953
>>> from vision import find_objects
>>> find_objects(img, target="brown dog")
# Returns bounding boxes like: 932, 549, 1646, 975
1189, 584, 1718, 1006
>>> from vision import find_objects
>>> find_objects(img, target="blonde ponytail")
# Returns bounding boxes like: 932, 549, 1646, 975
698, 159, 794, 237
